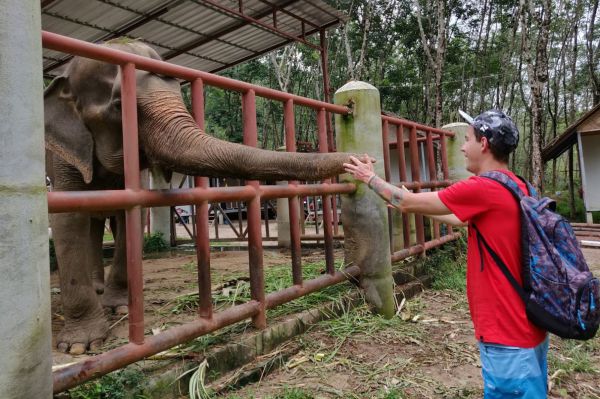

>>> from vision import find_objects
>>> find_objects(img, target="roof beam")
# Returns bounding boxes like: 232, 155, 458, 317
163, 0, 304, 61
42, 7, 228, 75
191, 0, 322, 51
208, 19, 339, 74
255, 0, 320, 30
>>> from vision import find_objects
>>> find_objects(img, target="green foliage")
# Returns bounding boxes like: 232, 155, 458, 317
67, 367, 149, 399
554, 191, 587, 222
143, 232, 168, 253
422, 237, 467, 292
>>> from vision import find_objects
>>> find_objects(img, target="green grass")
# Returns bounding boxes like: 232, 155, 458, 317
421, 236, 467, 292
171, 259, 354, 318
169, 258, 357, 355
67, 367, 149, 399
548, 338, 600, 377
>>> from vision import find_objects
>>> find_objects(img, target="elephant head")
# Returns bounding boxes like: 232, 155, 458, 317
44, 39, 357, 185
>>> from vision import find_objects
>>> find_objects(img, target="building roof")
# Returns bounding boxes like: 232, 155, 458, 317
542, 102, 600, 162
41, 0, 348, 78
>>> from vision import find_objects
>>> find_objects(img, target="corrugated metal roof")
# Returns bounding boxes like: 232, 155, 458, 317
41, 0, 348, 77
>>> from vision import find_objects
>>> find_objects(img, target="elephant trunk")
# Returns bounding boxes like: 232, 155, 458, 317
138, 91, 354, 181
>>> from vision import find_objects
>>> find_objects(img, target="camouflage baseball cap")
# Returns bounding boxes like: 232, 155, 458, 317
458, 109, 519, 154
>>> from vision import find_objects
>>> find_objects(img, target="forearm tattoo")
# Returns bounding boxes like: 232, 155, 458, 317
367, 175, 404, 207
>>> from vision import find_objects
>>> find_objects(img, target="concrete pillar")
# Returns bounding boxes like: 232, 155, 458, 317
0, 1, 52, 398
276, 181, 291, 248
149, 166, 172, 240
275, 147, 291, 248
441, 122, 472, 180
335, 81, 395, 319
586, 212, 594, 225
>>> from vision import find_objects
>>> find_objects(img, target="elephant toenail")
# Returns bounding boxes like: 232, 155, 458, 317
69, 343, 86, 355
57, 343, 69, 353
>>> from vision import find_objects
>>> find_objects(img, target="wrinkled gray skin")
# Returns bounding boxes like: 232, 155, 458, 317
45, 41, 357, 354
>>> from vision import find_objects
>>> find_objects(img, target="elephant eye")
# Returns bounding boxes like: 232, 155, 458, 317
112, 98, 122, 110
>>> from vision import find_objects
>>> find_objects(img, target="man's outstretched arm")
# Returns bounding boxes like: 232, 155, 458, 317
343, 155, 465, 226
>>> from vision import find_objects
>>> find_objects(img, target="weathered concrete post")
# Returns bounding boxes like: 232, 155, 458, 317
441, 122, 472, 180
335, 81, 395, 318
275, 147, 291, 248
149, 166, 172, 240
0, 1, 53, 398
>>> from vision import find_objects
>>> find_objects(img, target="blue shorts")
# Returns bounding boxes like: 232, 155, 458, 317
478, 336, 549, 398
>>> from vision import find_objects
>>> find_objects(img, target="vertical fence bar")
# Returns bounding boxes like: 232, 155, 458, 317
409, 125, 425, 254
284, 99, 303, 285
192, 78, 212, 319
242, 89, 266, 328
317, 108, 334, 274
396, 124, 411, 248
382, 120, 393, 252
425, 130, 440, 239
121, 62, 144, 344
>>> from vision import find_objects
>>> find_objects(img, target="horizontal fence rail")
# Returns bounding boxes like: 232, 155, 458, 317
43, 31, 461, 393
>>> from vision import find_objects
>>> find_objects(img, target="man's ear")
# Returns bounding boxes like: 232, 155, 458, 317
480, 136, 490, 153
44, 75, 94, 184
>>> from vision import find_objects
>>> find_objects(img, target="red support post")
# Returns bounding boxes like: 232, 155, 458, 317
425, 130, 440, 239
284, 99, 303, 285
121, 62, 144, 345
192, 78, 212, 319
409, 125, 425, 254
396, 124, 411, 248
242, 89, 266, 329
317, 108, 335, 274
382, 120, 393, 252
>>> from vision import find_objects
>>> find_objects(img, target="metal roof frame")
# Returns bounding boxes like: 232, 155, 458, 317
41, 0, 348, 78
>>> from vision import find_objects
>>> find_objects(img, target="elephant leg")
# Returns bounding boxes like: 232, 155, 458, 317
52, 212, 108, 354
102, 211, 128, 314
90, 216, 106, 294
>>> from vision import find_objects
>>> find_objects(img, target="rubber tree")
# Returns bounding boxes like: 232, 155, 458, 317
0, 0, 52, 397
335, 81, 395, 318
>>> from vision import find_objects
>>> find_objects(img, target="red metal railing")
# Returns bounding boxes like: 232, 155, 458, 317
43, 31, 459, 392
380, 115, 460, 260
45, 31, 357, 392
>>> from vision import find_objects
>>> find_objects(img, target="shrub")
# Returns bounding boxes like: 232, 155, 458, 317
143, 232, 169, 253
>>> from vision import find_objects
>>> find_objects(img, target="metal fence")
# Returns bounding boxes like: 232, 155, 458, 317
43, 31, 458, 393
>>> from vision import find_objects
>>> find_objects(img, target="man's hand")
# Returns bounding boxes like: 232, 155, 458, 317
343, 154, 376, 184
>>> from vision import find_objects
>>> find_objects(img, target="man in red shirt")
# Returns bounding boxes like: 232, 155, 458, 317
344, 110, 548, 398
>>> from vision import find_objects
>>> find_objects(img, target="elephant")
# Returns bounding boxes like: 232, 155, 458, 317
45, 39, 362, 355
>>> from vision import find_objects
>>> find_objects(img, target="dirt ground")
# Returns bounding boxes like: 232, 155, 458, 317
50, 241, 600, 398
215, 247, 600, 399
50, 247, 296, 365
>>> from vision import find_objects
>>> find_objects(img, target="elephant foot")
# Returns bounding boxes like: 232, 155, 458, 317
102, 285, 129, 315
57, 311, 109, 355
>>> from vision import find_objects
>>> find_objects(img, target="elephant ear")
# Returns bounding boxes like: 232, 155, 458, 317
44, 76, 94, 184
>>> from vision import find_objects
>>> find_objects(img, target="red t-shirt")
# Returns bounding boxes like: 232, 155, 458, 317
438, 170, 546, 347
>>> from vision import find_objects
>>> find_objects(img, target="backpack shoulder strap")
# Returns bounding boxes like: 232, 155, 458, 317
471, 223, 528, 303
515, 174, 538, 199
479, 171, 527, 201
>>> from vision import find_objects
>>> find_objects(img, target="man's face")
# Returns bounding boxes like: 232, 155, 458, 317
461, 126, 485, 174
